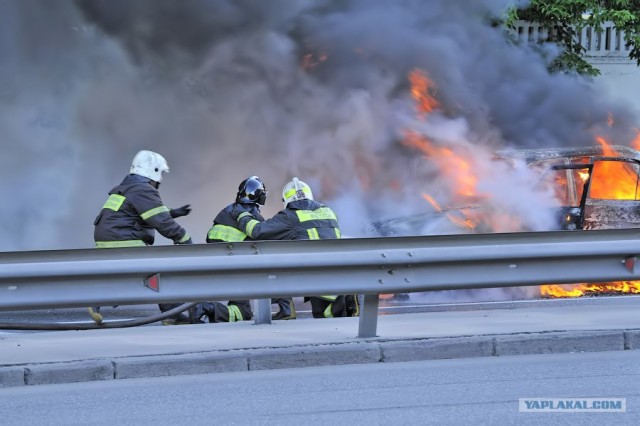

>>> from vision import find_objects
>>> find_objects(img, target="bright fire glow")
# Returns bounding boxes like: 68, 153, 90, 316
403, 75, 640, 299
403, 130, 479, 198
590, 136, 638, 199
540, 135, 640, 298
408, 69, 440, 116
541, 282, 640, 298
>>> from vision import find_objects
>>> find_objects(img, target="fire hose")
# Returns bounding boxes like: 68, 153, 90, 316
0, 302, 200, 331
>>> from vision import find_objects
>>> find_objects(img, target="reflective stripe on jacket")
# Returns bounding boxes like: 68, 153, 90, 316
94, 174, 189, 245
237, 199, 340, 241
206, 203, 265, 243
237, 199, 340, 301
205, 203, 263, 320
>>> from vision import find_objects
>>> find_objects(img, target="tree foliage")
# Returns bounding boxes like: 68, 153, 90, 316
506, 0, 640, 75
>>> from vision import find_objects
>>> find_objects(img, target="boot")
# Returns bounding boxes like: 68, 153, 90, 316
346, 295, 360, 317
272, 298, 296, 320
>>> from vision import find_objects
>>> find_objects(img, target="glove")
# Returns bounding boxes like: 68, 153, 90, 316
170, 204, 192, 218
175, 237, 193, 245
230, 203, 253, 220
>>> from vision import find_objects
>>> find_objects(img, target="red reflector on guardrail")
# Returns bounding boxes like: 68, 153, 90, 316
625, 256, 636, 273
144, 273, 160, 292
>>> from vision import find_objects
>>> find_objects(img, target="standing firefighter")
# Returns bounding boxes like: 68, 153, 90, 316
192, 176, 267, 323
92, 150, 193, 324
233, 177, 359, 319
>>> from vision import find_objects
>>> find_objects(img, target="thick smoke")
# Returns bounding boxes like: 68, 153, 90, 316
1, 0, 638, 251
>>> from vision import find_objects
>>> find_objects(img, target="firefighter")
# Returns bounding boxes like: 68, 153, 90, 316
232, 177, 359, 319
92, 150, 193, 324
191, 176, 268, 323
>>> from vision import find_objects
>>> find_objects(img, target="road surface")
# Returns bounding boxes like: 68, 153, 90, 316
1, 350, 637, 425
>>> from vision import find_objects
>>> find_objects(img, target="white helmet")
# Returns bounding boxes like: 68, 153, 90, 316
130, 150, 169, 182
282, 177, 313, 208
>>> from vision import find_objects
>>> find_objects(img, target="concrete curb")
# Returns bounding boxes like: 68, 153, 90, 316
24, 360, 114, 386
494, 331, 625, 356
1, 328, 638, 389
249, 342, 381, 371
114, 351, 250, 379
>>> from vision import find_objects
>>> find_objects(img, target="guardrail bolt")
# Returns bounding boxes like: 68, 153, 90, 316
407, 252, 413, 257
378, 279, 384, 284
387, 269, 395, 275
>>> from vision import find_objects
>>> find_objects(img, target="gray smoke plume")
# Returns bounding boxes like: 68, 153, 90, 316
1, 0, 638, 251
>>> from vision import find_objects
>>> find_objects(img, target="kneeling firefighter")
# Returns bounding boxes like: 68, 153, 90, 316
232, 177, 358, 319
191, 176, 268, 323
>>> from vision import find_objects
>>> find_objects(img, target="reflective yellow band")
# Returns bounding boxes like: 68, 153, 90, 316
320, 295, 338, 301
103, 194, 126, 212
207, 225, 247, 242
245, 219, 260, 238
228, 304, 242, 322
238, 211, 252, 220
296, 208, 337, 222
178, 233, 191, 243
323, 303, 334, 318
284, 187, 311, 200
307, 228, 319, 240
140, 205, 170, 220
95, 240, 146, 248
335, 228, 341, 239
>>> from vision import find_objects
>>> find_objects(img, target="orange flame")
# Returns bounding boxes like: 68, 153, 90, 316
402, 69, 481, 230
408, 68, 440, 117
402, 130, 478, 198
591, 136, 638, 199
422, 193, 444, 212
541, 282, 640, 298
404, 75, 640, 297
540, 134, 640, 298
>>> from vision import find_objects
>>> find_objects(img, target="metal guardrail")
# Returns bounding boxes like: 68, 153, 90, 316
1, 229, 640, 337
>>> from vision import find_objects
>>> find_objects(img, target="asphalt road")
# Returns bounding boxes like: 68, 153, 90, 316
1, 350, 636, 425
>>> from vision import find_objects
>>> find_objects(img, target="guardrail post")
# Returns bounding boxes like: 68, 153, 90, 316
358, 294, 379, 338
254, 299, 272, 325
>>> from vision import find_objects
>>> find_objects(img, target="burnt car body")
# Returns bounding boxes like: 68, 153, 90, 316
374, 145, 640, 236
498, 145, 640, 231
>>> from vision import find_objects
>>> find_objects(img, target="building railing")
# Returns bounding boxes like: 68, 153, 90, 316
512, 20, 631, 58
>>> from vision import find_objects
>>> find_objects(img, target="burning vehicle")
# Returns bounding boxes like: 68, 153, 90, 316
358, 66, 640, 300
497, 144, 640, 231
371, 142, 640, 299
374, 143, 640, 236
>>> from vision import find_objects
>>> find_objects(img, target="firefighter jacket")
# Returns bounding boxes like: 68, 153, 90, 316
94, 174, 191, 248
237, 199, 341, 241
205, 202, 265, 314
237, 199, 341, 305
206, 203, 265, 243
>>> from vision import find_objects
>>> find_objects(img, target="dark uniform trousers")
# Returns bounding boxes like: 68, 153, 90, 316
306, 295, 360, 318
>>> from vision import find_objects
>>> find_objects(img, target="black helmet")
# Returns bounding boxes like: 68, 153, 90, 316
236, 176, 267, 205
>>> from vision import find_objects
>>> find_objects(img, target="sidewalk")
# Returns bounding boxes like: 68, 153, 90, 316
1, 297, 640, 388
